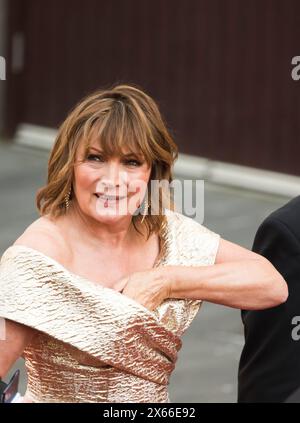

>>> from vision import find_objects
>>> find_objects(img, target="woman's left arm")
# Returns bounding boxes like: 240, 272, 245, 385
164, 238, 288, 310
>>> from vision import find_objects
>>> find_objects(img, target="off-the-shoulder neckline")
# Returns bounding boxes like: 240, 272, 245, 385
2, 215, 173, 322
3, 213, 172, 295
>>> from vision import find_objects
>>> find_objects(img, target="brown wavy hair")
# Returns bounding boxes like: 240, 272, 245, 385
36, 83, 178, 239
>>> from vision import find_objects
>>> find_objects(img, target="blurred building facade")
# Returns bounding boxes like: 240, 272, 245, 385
1, 0, 300, 177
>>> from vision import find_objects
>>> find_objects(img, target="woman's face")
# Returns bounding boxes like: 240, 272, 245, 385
73, 137, 152, 225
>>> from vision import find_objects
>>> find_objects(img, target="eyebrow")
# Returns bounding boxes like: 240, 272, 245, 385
89, 147, 103, 153
89, 146, 143, 159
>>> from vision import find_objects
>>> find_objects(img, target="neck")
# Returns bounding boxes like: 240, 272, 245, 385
61, 201, 145, 250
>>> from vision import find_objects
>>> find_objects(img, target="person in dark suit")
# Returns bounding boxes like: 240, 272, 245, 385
238, 195, 300, 402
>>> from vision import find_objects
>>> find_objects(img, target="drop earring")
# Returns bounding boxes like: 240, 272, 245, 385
64, 187, 72, 211
141, 197, 150, 224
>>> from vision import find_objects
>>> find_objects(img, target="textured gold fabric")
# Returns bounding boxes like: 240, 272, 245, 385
0, 210, 220, 403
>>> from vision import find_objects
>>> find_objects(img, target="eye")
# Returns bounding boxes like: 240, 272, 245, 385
86, 154, 104, 162
125, 159, 142, 167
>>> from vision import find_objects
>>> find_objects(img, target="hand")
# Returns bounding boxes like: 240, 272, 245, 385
114, 267, 172, 311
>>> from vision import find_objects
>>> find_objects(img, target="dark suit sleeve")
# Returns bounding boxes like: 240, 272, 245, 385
238, 217, 300, 402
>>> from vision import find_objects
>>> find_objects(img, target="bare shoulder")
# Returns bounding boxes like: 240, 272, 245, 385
13, 216, 71, 263
215, 237, 265, 264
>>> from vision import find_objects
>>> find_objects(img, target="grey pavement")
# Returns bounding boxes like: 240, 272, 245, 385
0, 140, 292, 402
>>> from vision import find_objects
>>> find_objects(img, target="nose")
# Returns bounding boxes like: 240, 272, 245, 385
99, 161, 127, 191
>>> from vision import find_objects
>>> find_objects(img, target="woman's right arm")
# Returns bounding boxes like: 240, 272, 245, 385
0, 318, 35, 379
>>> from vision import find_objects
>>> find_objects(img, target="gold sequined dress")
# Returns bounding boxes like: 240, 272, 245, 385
0, 210, 220, 403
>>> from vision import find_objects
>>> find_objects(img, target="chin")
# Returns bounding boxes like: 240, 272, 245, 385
93, 209, 130, 223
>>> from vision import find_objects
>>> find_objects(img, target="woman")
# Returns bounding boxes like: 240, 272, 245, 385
0, 84, 288, 403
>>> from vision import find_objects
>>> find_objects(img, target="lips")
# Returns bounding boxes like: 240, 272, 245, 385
94, 193, 126, 200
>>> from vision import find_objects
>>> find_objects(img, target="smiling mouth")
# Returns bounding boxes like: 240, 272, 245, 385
94, 194, 127, 201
